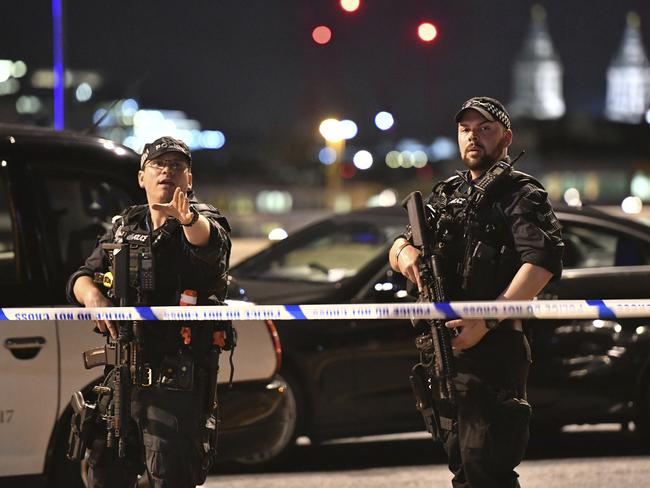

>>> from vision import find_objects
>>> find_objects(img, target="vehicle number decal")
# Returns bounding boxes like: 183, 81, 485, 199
0, 409, 14, 423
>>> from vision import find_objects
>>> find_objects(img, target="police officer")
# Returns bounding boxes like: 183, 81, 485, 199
390, 97, 563, 487
67, 136, 231, 488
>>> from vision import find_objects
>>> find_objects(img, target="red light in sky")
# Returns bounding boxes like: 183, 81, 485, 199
340, 0, 360, 13
312, 25, 332, 45
417, 22, 438, 42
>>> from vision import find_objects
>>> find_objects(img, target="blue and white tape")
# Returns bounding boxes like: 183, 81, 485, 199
0, 300, 649, 322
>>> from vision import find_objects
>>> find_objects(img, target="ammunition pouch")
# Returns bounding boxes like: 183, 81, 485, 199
462, 240, 518, 298
159, 351, 195, 391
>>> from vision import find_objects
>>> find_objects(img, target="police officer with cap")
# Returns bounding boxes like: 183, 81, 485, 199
67, 136, 231, 487
390, 97, 563, 487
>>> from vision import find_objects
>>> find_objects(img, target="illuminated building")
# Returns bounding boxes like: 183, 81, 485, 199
605, 12, 650, 123
510, 5, 565, 120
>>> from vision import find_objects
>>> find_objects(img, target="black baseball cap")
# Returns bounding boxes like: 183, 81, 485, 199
455, 96, 512, 130
140, 136, 192, 169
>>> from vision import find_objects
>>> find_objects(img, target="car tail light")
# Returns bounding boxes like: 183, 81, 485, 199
265, 319, 282, 372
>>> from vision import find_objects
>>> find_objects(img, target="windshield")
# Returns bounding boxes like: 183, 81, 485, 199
235, 220, 404, 283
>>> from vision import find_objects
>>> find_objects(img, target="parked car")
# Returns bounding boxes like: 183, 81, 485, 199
0, 125, 292, 486
231, 203, 650, 463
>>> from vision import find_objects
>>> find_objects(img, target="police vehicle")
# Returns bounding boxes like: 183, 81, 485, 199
0, 125, 292, 486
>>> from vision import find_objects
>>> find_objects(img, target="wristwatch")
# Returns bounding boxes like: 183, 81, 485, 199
485, 319, 500, 331
181, 207, 200, 227
394, 240, 413, 261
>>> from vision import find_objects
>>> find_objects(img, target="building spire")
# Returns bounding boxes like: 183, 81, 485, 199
510, 4, 565, 120
605, 12, 650, 123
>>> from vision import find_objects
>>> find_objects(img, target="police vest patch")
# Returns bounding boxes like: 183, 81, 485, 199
126, 233, 148, 243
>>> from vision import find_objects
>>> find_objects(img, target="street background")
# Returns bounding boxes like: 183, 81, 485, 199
206, 429, 650, 487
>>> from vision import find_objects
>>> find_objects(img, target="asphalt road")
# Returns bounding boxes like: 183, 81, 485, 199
204, 429, 650, 487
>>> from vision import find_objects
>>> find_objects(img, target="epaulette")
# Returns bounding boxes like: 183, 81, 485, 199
432, 174, 462, 196
191, 202, 231, 233
510, 170, 544, 189
111, 204, 147, 230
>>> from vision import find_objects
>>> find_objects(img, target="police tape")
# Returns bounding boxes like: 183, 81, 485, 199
1, 299, 650, 322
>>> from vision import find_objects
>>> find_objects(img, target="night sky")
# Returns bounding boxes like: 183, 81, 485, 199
4, 0, 650, 144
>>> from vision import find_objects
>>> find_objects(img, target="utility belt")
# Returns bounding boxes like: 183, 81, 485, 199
68, 321, 235, 462
138, 352, 199, 391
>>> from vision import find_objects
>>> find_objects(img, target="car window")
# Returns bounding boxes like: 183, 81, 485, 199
562, 222, 650, 268
0, 172, 16, 282
237, 221, 403, 283
35, 174, 133, 277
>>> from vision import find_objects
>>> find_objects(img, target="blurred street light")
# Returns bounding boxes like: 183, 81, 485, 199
622, 196, 643, 214
564, 187, 582, 207
374, 111, 394, 130
340, 0, 360, 13
318, 147, 337, 165
312, 26, 332, 45
319, 117, 347, 210
417, 22, 438, 42
353, 150, 373, 170
319, 118, 344, 142
339, 119, 358, 140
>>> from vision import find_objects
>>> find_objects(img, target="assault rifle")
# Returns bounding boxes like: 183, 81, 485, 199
68, 241, 152, 460
402, 191, 456, 441
402, 151, 525, 441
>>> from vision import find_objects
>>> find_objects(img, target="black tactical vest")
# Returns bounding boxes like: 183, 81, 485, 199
426, 171, 543, 300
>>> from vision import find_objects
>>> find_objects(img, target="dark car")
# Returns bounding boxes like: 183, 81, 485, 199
0, 125, 291, 486
231, 203, 650, 463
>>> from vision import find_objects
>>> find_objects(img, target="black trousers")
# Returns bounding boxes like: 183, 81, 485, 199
442, 327, 532, 488
86, 379, 210, 488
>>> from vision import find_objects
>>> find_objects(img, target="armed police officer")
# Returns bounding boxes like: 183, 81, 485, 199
390, 97, 563, 488
66, 136, 231, 488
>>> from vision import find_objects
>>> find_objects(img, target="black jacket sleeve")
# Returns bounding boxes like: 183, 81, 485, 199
65, 226, 115, 305
182, 203, 231, 267
500, 182, 564, 281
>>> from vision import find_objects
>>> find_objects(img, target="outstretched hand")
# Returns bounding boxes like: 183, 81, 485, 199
151, 187, 194, 225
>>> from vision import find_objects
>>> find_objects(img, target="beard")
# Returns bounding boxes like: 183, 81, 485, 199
462, 136, 508, 173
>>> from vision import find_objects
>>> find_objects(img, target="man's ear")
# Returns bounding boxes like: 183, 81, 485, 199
187, 172, 193, 192
138, 170, 145, 188
503, 129, 513, 148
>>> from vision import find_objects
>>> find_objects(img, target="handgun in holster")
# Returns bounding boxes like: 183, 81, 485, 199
409, 363, 441, 441
66, 390, 96, 461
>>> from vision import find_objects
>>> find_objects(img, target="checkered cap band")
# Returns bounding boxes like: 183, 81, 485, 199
456, 97, 511, 130
140, 136, 192, 169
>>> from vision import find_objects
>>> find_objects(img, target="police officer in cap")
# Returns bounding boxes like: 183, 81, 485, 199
67, 136, 231, 487
390, 97, 563, 487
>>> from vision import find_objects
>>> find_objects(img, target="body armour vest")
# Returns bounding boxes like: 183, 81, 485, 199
425, 170, 543, 301
109, 203, 229, 363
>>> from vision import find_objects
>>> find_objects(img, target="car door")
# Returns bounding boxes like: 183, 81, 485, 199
528, 218, 650, 421
0, 165, 59, 477
27, 163, 137, 417
349, 264, 425, 433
